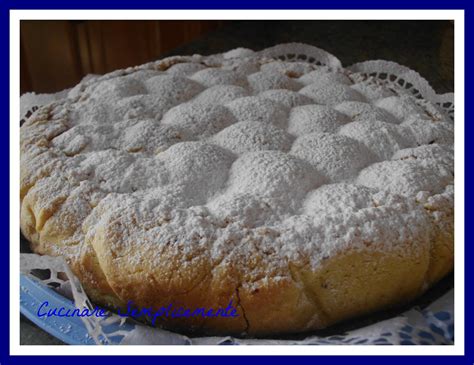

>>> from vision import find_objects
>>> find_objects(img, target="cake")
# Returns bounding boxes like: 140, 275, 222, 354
20, 44, 454, 336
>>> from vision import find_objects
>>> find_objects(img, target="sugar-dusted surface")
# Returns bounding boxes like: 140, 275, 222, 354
20, 48, 454, 335
21, 51, 454, 269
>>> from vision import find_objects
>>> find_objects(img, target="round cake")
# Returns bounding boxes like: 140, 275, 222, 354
20, 44, 454, 336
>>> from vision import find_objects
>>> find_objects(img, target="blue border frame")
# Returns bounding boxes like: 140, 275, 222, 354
5, 1, 471, 364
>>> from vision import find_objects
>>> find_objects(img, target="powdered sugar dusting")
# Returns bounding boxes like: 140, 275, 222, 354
299, 82, 367, 105
290, 133, 377, 181
20, 47, 454, 281
288, 105, 351, 136
211, 121, 293, 154
225, 96, 289, 128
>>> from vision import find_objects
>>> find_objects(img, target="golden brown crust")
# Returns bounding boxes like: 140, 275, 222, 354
22, 209, 452, 336
21, 177, 453, 335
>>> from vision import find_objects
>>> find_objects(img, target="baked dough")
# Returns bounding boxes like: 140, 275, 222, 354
20, 47, 454, 336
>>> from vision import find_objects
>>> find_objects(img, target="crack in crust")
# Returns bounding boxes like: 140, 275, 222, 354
235, 286, 250, 334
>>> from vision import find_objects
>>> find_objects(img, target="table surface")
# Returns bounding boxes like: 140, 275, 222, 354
20, 19, 454, 345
